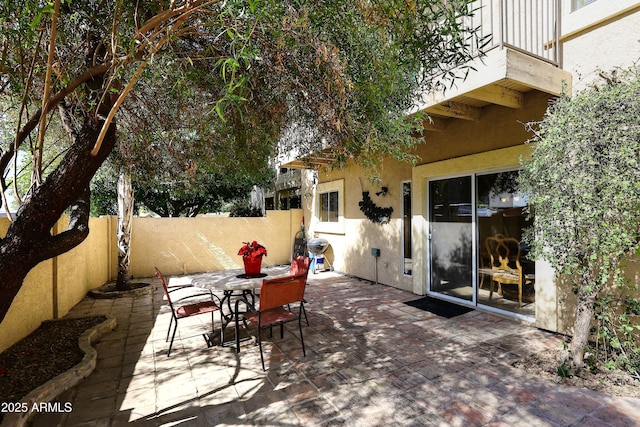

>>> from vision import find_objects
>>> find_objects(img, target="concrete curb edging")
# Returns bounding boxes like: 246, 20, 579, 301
0, 316, 117, 427
88, 281, 154, 299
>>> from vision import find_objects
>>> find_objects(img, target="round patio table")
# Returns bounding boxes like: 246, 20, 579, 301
189, 266, 289, 346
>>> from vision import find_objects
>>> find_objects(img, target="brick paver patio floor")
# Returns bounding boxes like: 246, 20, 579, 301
30, 269, 640, 426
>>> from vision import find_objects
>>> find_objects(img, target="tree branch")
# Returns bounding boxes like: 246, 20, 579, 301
34, 0, 62, 185
91, 3, 211, 156
0, 62, 113, 175
46, 188, 91, 257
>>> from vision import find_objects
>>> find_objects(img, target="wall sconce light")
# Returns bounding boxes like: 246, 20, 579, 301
375, 186, 388, 197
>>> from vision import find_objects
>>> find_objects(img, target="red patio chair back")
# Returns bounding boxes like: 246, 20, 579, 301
259, 274, 307, 311
156, 268, 173, 302
288, 255, 311, 325
236, 274, 308, 370
289, 255, 311, 278
155, 267, 221, 356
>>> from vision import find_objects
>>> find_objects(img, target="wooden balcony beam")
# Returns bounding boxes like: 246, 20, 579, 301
421, 116, 449, 132
426, 102, 481, 121
467, 84, 525, 109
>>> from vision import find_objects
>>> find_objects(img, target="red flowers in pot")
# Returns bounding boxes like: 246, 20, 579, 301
238, 241, 267, 276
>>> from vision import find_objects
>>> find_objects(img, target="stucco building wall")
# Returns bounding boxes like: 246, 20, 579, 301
304, 1, 640, 334
560, 1, 640, 92
305, 92, 552, 296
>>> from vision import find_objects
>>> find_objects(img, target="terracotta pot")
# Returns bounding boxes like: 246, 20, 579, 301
243, 256, 262, 276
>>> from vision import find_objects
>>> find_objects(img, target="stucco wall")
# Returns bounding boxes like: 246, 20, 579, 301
129, 210, 303, 277
305, 92, 552, 291
305, 92, 559, 328
0, 210, 302, 353
0, 216, 112, 353
306, 164, 413, 291
414, 91, 551, 164
555, 258, 640, 337
561, 1, 640, 91
54, 216, 114, 317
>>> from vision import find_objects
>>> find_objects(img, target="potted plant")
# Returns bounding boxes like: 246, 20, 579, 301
238, 241, 267, 276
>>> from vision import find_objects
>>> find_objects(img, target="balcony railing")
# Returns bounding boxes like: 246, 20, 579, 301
468, 0, 559, 65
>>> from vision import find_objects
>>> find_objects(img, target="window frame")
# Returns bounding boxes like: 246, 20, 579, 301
401, 181, 412, 277
571, 0, 597, 12
315, 179, 345, 234
319, 190, 339, 223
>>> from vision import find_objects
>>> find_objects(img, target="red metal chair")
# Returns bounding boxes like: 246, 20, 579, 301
289, 255, 311, 277
235, 274, 307, 370
289, 256, 311, 325
155, 267, 221, 356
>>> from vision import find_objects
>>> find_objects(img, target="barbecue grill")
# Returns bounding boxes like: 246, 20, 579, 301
307, 238, 332, 273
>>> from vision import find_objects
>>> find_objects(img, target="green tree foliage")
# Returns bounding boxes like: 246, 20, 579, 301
0, 0, 483, 324
94, 60, 275, 217
519, 65, 640, 371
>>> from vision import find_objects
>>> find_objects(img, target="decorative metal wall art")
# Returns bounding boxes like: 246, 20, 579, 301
359, 191, 393, 224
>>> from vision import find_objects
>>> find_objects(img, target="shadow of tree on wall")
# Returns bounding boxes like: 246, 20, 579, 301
324, 213, 404, 285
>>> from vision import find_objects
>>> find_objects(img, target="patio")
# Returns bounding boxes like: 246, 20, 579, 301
30, 270, 640, 426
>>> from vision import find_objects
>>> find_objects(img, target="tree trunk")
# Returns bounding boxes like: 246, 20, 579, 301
568, 269, 599, 370
250, 185, 265, 216
0, 119, 117, 324
116, 169, 134, 290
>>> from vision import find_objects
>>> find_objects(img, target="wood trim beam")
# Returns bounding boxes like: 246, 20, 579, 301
425, 102, 481, 121
467, 84, 525, 109
281, 156, 334, 169
421, 116, 449, 132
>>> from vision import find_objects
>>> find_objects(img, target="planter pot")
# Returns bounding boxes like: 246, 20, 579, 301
243, 256, 262, 276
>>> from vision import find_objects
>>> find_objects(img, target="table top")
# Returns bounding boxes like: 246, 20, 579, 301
187, 266, 290, 291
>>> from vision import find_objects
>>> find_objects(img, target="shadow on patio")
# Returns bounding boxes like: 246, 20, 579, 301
30, 271, 640, 426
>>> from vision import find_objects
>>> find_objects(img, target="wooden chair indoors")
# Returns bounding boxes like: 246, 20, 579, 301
155, 267, 221, 356
235, 274, 308, 370
484, 235, 529, 307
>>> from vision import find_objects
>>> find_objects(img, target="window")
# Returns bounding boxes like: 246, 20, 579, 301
320, 191, 339, 222
315, 179, 344, 234
289, 196, 301, 209
265, 197, 274, 210
402, 182, 412, 276
571, 0, 597, 12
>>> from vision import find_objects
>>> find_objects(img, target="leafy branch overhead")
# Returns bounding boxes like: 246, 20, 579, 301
0, 0, 483, 324
519, 64, 640, 372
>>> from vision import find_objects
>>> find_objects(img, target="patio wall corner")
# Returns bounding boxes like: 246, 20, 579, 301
0, 215, 112, 353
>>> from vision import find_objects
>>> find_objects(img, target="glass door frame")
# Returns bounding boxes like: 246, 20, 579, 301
425, 168, 536, 322
425, 173, 477, 307
401, 180, 412, 277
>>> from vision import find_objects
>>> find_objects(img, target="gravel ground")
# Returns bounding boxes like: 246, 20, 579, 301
0, 316, 107, 413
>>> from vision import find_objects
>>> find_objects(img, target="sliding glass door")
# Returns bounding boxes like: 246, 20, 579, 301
476, 171, 535, 317
428, 176, 474, 302
428, 171, 535, 318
